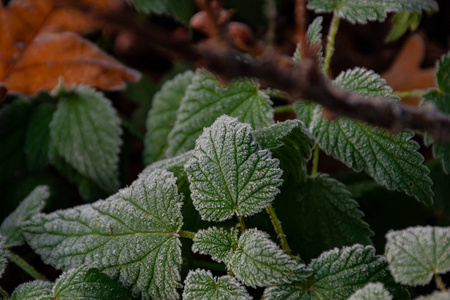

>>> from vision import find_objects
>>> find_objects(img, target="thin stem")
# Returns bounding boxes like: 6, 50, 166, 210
7, 250, 48, 281
435, 273, 447, 291
392, 89, 430, 98
266, 205, 291, 255
236, 215, 247, 232
178, 230, 196, 239
274, 105, 294, 114
323, 14, 340, 77
0, 286, 10, 299
311, 145, 320, 176
265, 0, 277, 46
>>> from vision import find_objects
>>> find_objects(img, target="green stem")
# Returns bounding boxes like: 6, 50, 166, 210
434, 273, 447, 291
7, 250, 48, 281
274, 105, 294, 114
266, 205, 291, 255
0, 286, 10, 299
178, 230, 196, 239
311, 145, 320, 176
392, 89, 430, 98
323, 14, 340, 77
236, 215, 247, 232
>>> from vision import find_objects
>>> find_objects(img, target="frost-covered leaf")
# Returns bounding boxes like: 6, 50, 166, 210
310, 68, 433, 205
142, 150, 194, 178
192, 227, 238, 265
416, 291, 450, 300
294, 16, 324, 69
183, 269, 251, 300
1, 186, 49, 247
53, 266, 132, 299
263, 245, 408, 300
24, 104, 55, 172
167, 70, 273, 157
10, 280, 53, 300
230, 229, 311, 288
185, 116, 282, 221
307, 0, 438, 24
283, 174, 373, 259
22, 169, 183, 300
348, 283, 392, 300
253, 120, 314, 181
294, 101, 317, 128
127, 0, 194, 24
385, 226, 450, 286
144, 71, 194, 164
386, 11, 422, 42
0, 236, 6, 278
50, 86, 122, 194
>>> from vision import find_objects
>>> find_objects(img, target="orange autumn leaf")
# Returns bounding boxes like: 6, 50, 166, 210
0, 0, 140, 96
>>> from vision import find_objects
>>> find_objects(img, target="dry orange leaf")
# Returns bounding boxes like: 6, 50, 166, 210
382, 34, 436, 106
0, 0, 140, 96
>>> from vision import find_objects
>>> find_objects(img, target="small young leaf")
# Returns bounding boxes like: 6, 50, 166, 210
263, 245, 408, 300
22, 169, 183, 300
230, 229, 311, 288
386, 11, 422, 42
0, 236, 7, 278
253, 120, 314, 181
50, 86, 122, 194
24, 104, 55, 172
294, 16, 324, 69
385, 226, 450, 286
307, 0, 438, 24
10, 280, 53, 300
127, 0, 194, 24
185, 116, 283, 221
416, 291, 450, 300
348, 283, 392, 300
183, 269, 251, 300
144, 71, 194, 164
167, 70, 273, 157
1, 185, 49, 247
192, 227, 238, 265
280, 174, 373, 259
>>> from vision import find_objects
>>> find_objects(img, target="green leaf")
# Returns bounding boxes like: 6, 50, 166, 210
416, 291, 450, 300
144, 71, 194, 164
185, 116, 283, 221
127, 0, 194, 24
231, 229, 311, 288
1, 186, 49, 247
310, 68, 433, 205
282, 174, 373, 259
24, 104, 55, 173
294, 16, 324, 69
436, 52, 450, 93
385, 226, 450, 286
386, 11, 422, 42
294, 101, 317, 128
142, 150, 194, 176
307, 0, 438, 24
192, 227, 238, 265
0, 236, 6, 278
10, 281, 53, 300
183, 269, 251, 300
263, 245, 408, 300
50, 86, 122, 194
22, 169, 183, 300
348, 283, 392, 300
167, 70, 274, 157
253, 120, 314, 181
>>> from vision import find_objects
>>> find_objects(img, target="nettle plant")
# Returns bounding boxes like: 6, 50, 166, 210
0, 0, 449, 299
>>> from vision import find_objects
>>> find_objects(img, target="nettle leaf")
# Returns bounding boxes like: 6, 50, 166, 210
183, 269, 251, 300
1, 185, 49, 247
294, 16, 324, 69
10, 280, 53, 300
348, 283, 392, 300
24, 103, 55, 172
309, 68, 433, 205
185, 116, 283, 221
230, 229, 311, 288
263, 245, 408, 300
192, 227, 238, 265
385, 226, 450, 286
254, 120, 314, 181
0, 235, 6, 278
294, 101, 317, 128
50, 86, 122, 194
386, 11, 422, 42
142, 150, 194, 178
22, 169, 183, 300
416, 291, 450, 300
144, 71, 194, 164
307, 0, 438, 24
127, 0, 194, 24
284, 174, 373, 259
167, 70, 273, 157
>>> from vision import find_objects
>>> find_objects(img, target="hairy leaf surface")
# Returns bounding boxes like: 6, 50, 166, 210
144, 71, 194, 164
416, 291, 450, 300
1, 185, 49, 247
22, 169, 183, 300
348, 283, 392, 300
167, 70, 273, 156
10, 281, 53, 300
192, 227, 238, 265
50, 86, 122, 194
385, 226, 450, 286
185, 116, 282, 221
183, 269, 251, 300
127, 0, 194, 24
294, 16, 323, 69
